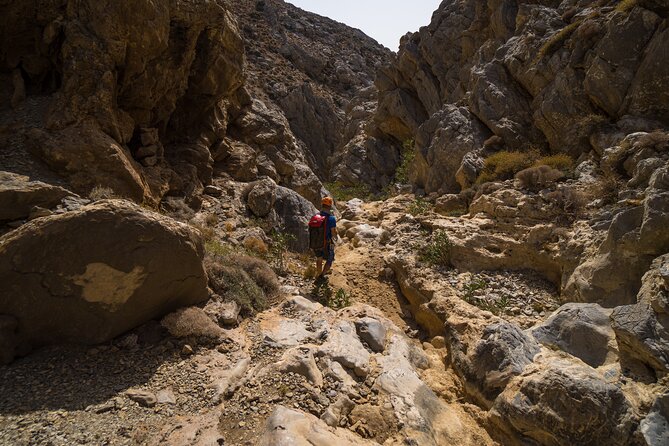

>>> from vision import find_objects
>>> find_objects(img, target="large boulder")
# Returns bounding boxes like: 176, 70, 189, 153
491, 358, 633, 446
0, 200, 208, 362
273, 186, 318, 252
611, 254, 669, 378
639, 392, 669, 446
0, 171, 74, 221
531, 303, 617, 368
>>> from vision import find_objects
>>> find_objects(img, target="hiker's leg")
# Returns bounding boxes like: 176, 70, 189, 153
321, 261, 332, 275
316, 258, 323, 275
321, 244, 335, 275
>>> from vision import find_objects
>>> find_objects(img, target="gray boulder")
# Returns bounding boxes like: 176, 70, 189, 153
457, 322, 540, 406
639, 393, 669, 446
611, 254, 669, 378
354, 317, 387, 352
0, 200, 208, 362
492, 359, 633, 446
273, 185, 318, 252
531, 303, 616, 368
247, 178, 277, 217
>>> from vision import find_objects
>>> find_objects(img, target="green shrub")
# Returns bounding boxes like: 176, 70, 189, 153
227, 254, 280, 298
476, 151, 537, 184
324, 181, 370, 202
311, 280, 351, 310
419, 230, 452, 267
408, 197, 431, 216
268, 229, 295, 273
395, 139, 416, 184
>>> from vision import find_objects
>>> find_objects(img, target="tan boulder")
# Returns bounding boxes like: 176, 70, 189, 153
0, 200, 208, 362
0, 171, 74, 221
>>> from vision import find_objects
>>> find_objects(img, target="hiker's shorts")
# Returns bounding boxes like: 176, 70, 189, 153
314, 243, 335, 263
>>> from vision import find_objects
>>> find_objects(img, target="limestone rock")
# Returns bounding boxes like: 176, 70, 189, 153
259, 406, 376, 446
492, 358, 633, 446
275, 346, 323, 387
247, 178, 277, 218
354, 317, 387, 352
0, 171, 74, 221
0, 200, 208, 361
531, 303, 617, 368
273, 185, 318, 252
126, 389, 157, 408
639, 392, 669, 446
611, 254, 669, 377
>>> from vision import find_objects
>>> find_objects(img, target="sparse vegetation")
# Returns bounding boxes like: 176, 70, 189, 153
161, 307, 224, 339
324, 181, 370, 202
408, 197, 432, 216
88, 186, 117, 201
192, 223, 216, 242
461, 278, 512, 316
596, 172, 624, 205
395, 139, 416, 184
476, 150, 538, 184
536, 21, 581, 61
243, 236, 269, 256
311, 280, 350, 309
228, 254, 281, 298
268, 229, 295, 273
419, 230, 452, 267
615, 0, 639, 12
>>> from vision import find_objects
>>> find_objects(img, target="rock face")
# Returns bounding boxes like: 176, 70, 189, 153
339, 1, 669, 193
0, 200, 208, 362
1, 0, 245, 204
0, 171, 74, 221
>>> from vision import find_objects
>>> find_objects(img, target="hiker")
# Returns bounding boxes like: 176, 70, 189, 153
308, 196, 338, 278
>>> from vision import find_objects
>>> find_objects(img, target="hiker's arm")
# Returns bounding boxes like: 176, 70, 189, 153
331, 227, 339, 241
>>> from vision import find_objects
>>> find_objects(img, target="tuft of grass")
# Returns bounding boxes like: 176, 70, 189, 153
616, 0, 639, 12
268, 229, 295, 274
536, 21, 581, 61
408, 197, 432, 216
243, 236, 269, 256
89, 186, 117, 201
419, 230, 452, 267
205, 256, 270, 316
461, 278, 512, 316
395, 139, 416, 184
476, 151, 538, 184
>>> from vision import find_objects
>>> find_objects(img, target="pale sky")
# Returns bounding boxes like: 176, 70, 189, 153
286, 0, 442, 51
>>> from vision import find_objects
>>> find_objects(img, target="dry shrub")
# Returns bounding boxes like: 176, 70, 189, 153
161, 307, 224, 339
535, 154, 574, 172
545, 187, 587, 220
476, 151, 537, 184
205, 213, 219, 227
243, 236, 269, 255
224, 221, 235, 233
303, 263, 317, 279
191, 223, 216, 242
616, 0, 639, 12
596, 172, 624, 205
204, 255, 278, 315
536, 21, 580, 60
515, 165, 565, 191
89, 186, 116, 201
228, 254, 280, 298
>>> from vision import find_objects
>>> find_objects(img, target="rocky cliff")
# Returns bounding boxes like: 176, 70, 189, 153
335, 0, 669, 192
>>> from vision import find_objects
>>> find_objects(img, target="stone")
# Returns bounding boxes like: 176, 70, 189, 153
320, 395, 355, 427
639, 393, 669, 446
462, 322, 540, 405
435, 194, 467, 215
354, 317, 387, 352
259, 406, 377, 446
318, 321, 370, 377
0, 171, 73, 221
531, 303, 616, 368
0, 315, 18, 365
0, 200, 208, 362
156, 388, 176, 405
203, 185, 223, 197
28, 206, 53, 220
492, 359, 633, 446
205, 300, 241, 326
273, 185, 318, 252
247, 178, 277, 217
275, 347, 323, 387
126, 389, 157, 408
